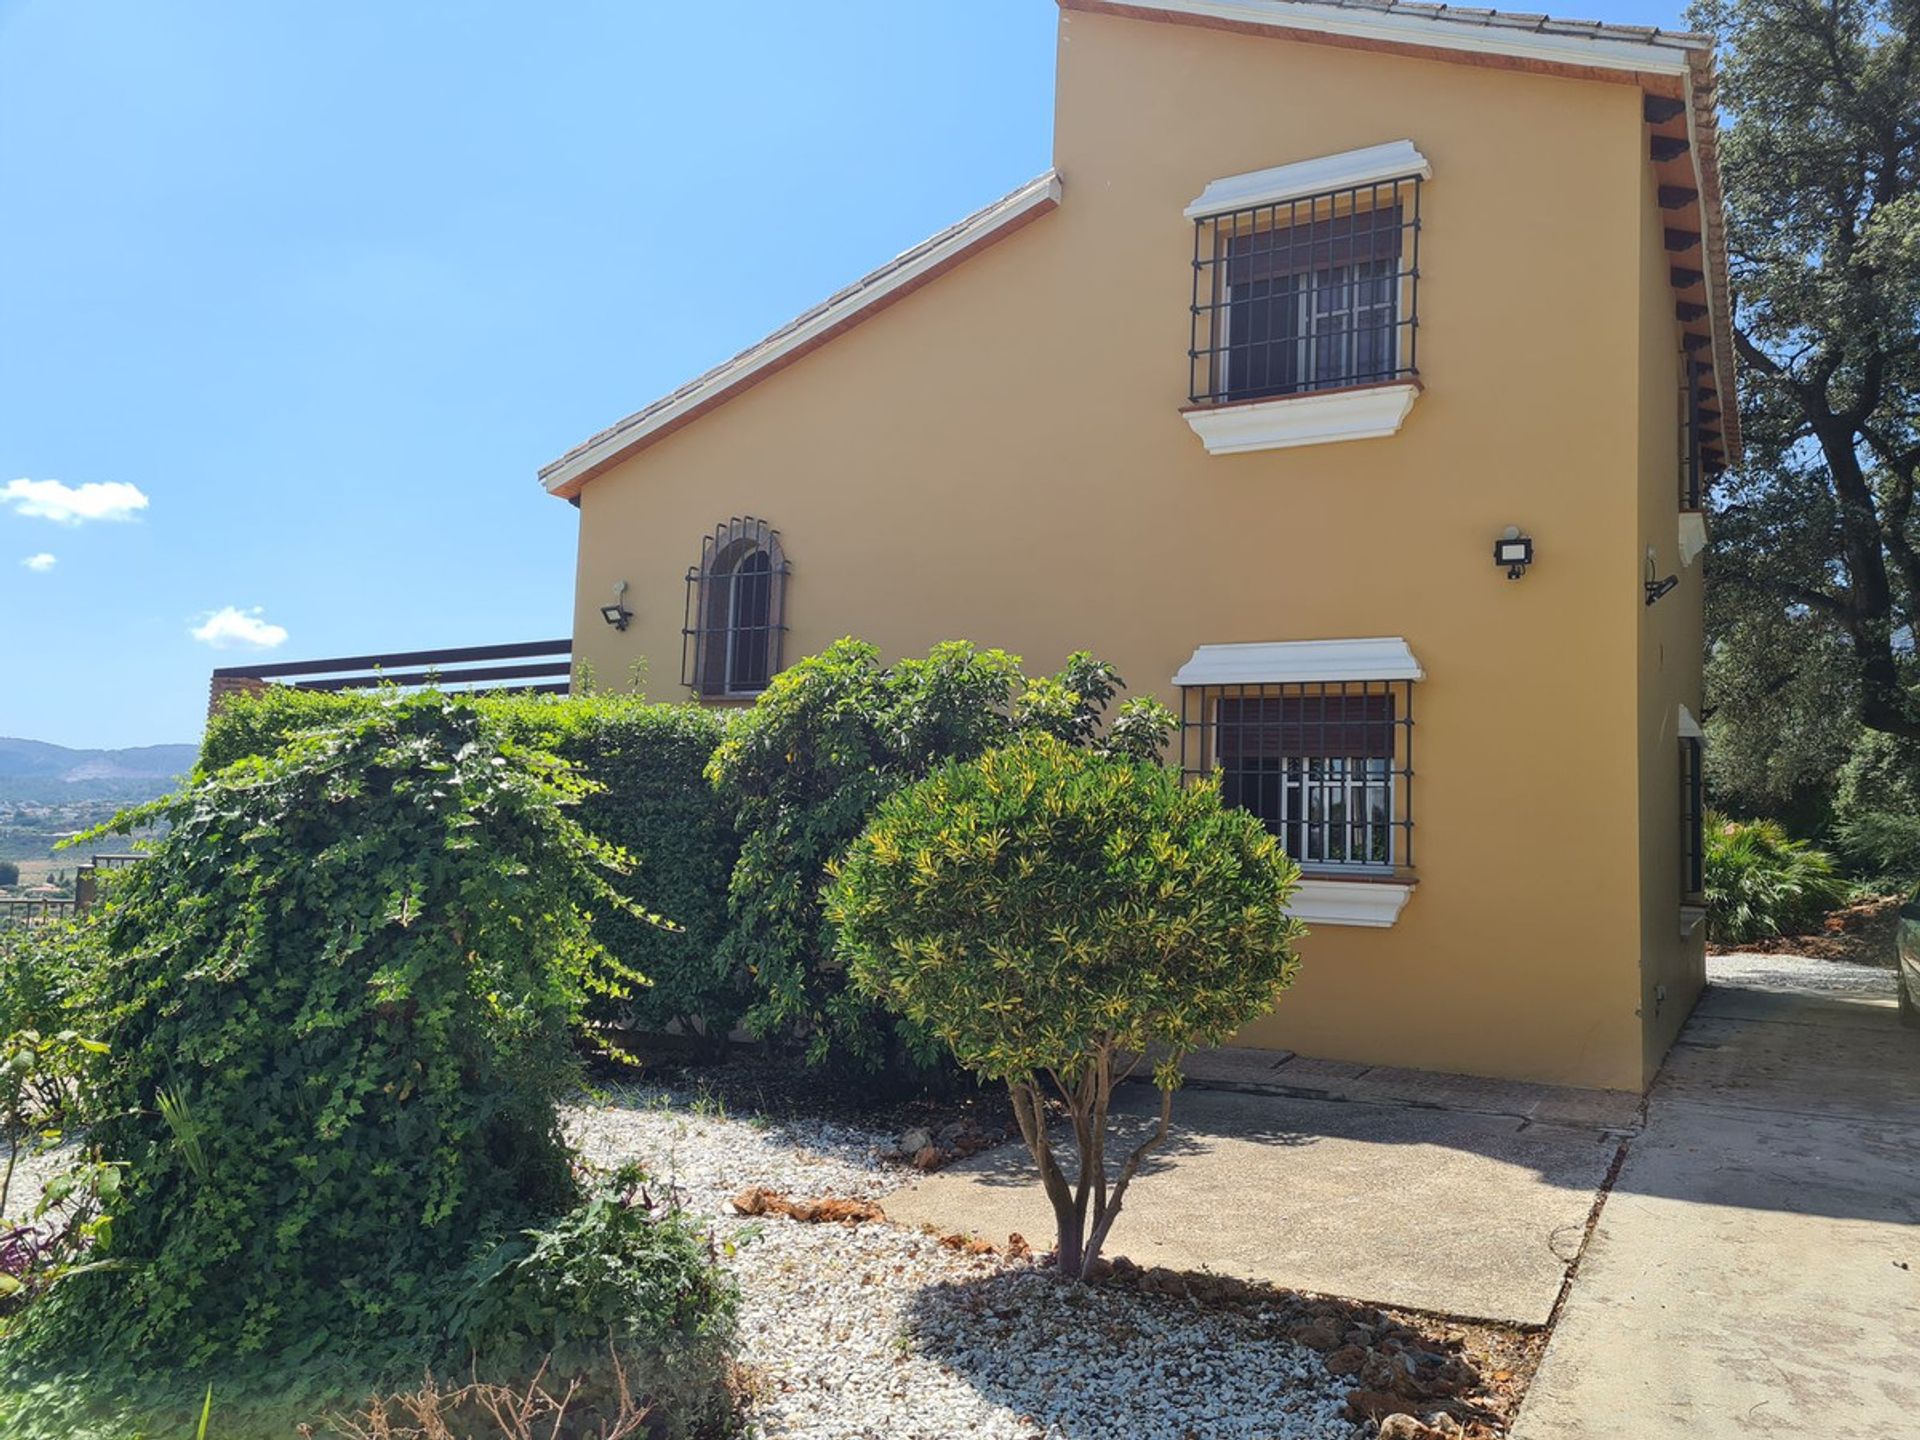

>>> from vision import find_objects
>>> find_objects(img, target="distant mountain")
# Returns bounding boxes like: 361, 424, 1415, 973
0, 738, 199, 783
0, 739, 198, 813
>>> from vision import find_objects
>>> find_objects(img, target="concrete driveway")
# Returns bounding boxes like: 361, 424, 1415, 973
1514, 955, 1920, 1439
885, 1060, 1631, 1326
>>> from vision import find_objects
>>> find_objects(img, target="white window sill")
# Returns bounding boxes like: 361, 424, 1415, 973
1679, 510, 1707, 567
1680, 903, 1707, 939
1287, 877, 1415, 929
1182, 382, 1421, 456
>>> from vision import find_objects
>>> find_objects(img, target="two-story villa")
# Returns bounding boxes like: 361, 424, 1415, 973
541, 0, 1735, 1093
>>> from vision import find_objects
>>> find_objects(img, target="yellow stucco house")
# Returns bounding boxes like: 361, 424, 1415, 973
541, 0, 1735, 1093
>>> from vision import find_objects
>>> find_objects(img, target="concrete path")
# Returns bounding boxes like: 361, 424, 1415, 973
885, 1081, 1622, 1325
1514, 956, 1920, 1439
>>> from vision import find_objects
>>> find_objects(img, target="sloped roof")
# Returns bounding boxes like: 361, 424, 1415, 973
1064, 0, 1710, 72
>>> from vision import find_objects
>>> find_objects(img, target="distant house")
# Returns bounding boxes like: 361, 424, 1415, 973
542, 0, 1735, 1093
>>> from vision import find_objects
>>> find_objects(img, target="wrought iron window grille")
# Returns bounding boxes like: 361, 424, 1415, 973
1679, 362, 1705, 512
1189, 177, 1422, 408
1680, 735, 1706, 899
682, 516, 789, 698
1178, 679, 1416, 873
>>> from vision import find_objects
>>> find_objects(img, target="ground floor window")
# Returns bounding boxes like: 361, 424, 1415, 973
1681, 733, 1705, 899
1178, 679, 1415, 873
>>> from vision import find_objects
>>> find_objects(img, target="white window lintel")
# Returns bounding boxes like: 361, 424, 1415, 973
1678, 704, 1705, 742
1185, 140, 1431, 220
1172, 637, 1424, 688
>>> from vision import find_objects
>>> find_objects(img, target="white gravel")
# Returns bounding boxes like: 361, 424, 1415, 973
565, 1086, 1368, 1440
1707, 951, 1899, 999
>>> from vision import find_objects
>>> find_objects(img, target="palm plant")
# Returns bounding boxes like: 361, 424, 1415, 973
1703, 812, 1847, 945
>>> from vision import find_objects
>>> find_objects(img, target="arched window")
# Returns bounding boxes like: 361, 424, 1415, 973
682, 517, 788, 697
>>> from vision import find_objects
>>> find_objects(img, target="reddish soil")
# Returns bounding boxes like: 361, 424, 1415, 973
1707, 893, 1902, 968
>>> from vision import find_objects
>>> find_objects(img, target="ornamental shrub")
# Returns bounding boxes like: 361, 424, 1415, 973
708, 640, 1175, 1077
24, 694, 644, 1368
454, 1162, 736, 1393
200, 686, 746, 1049
826, 733, 1302, 1276
1703, 812, 1848, 944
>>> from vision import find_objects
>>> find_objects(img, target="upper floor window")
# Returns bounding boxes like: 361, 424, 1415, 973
682, 517, 788, 697
1181, 143, 1428, 456
1191, 192, 1419, 406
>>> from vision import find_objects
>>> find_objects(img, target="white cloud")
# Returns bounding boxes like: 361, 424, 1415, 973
20, 553, 55, 572
191, 606, 289, 650
1, 478, 150, 525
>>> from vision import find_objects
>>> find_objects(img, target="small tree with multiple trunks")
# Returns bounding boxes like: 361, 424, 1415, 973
827, 734, 1303, 1277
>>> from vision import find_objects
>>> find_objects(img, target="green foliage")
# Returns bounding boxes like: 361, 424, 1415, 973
488, 696, 743, 1049
827, 733, 1300, 1274
1, 1027, 118, 1330
708, 640, 1176, 1077
1691, 0, 1920, 742
1703, 609, 1861, 833
1833, 809, 1920, 885
1703, 812, 1849, 944
18, 694, 637, 1369
1829, 727, 1920, 881
0, 918, 102, 1046
195, 685, 379, 771
201, 685, 746, 1048
456, 1163, 736, 1371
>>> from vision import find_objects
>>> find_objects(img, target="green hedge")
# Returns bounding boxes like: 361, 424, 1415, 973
201, 687, 745, 1046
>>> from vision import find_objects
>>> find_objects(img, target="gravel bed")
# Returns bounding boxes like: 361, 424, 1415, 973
566, 1085, 1368, 1440
1708, 951, 1899, 999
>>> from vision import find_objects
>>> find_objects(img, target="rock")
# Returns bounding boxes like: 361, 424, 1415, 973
1322, 1344, 1367, 1377
911, 1145, 942, 1171
1345, 1388, 1419, 1423
1359, 1352, 1398, 1389
1289, 1316, 1345, 1352
728, 1187, 884, 1224
897, 1127, 933, 1155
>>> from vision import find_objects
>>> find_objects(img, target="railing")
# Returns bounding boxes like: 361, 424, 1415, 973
210, 639, 572, 718
1, 852, 144, 927
0, 896, 77, 926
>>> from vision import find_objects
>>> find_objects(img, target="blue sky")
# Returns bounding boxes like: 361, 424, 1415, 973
0, 0, 1692, 748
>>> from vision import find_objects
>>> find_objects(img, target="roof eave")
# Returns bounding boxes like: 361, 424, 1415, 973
1057, 0, 1698, 80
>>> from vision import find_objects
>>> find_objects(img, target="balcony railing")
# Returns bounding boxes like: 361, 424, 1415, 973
210, 638, 572, 718
2, 852, 144, 926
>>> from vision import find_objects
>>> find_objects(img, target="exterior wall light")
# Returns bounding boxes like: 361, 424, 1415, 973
1494, 526, 1534, 580
600, 580, 632, 631
1644, 549, 1678, 607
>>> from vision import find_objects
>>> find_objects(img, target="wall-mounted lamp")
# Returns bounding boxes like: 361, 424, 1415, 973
1644, 549, 1678, 607
599, 580, 632, 631
1493, 525, 1534, 580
